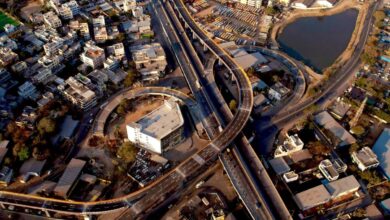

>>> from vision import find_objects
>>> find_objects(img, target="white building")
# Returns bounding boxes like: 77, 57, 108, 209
80, 43, 106, 69
43, 11, 62, 28
92, 15, 107, 43
79, 23, 91, 40
274, 134, 304, 157
352, 147, 380, 171
59, 76, 97, 110
291, 0, 315, 9
104, 56, 121, 71
313, 0, 336, 8
132, 6, 144, 18
113, 0, 136, 12
319, 159, 339, 181
235, 0, 262, 8
107, 43, 125, 59
43, 37, 64, 56
126, 99, 185, 154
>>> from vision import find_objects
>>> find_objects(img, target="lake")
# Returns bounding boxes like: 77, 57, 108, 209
277, 9, 358, 72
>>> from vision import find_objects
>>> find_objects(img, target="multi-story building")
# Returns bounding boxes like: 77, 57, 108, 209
113, 0, 136, 12
59, 76, 97, 110
351, 147, 380, 171
80, 43, 106, 69
274, 134, 304, 157
126, 99, 185, 154
104, 56, 120, 71
92, 15, 106, 27
294, 175, 361, 217
0, 47, 18, 66
131, 43, 167, 81
43, 37, 64, 56
0, 68, 11, 84
32, 68, 55, 85
18, 81, 38, 100
107, 43, 125, 59
79, 23, 91, 40
43, 11, 62, 28
92, 15, 107, 43
132, 6, 144, 18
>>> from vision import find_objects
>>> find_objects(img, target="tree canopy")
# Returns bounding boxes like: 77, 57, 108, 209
117, 141, 138, 164
37, 117, 56, 135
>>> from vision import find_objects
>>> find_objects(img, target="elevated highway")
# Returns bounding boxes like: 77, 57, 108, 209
0, 1, 254, 218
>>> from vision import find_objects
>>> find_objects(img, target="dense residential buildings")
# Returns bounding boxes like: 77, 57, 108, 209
126, 99, 185, 154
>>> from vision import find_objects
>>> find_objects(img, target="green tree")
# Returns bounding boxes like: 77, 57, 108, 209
117, 141, 138, 163
229, 99, 237, 112
18, 146, 30, 161
124, 71, 135, 87
350, 126, 365, 136
37, 117, 56, 135
349, 143, 360, 154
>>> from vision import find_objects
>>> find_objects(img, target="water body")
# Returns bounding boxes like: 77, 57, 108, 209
277, 9, 358, 72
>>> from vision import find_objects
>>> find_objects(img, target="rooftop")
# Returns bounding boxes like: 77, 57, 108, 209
233, 52, 268, 70
294, 185, 331, 211
128, 99, 184, 140
314, 111, 356, 147
53, 158, 86, 198
372, 128, 390, 178
325, 175, 360, 198
352, 147, 379, 168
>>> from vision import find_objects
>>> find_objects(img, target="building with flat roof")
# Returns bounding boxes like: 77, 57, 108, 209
43, 11, 62, 28
59, 77, 97, 111
328, 100, 351, 120
319, 159, 339, 181
131, 43, 167, 81
53, 158, 86, 199
274, 134, 304, 158
80, 43, 106, 69
352, 147, 379, 171
232, 52, 268, 70
372, 128, 390, 179
314, 111, 356, 147
294, 175, 360, 214
126, 99, 185, 154
107, 43, 125, 59
0, 47, 18, 66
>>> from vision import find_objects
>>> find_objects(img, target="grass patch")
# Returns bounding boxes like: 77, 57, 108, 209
0, 11, 19, 31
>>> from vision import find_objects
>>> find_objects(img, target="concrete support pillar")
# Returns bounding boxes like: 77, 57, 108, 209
218, 58, 223, 66
43, 209, 51, 218
192, 32, 197, 40
203, 44, 208, 52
